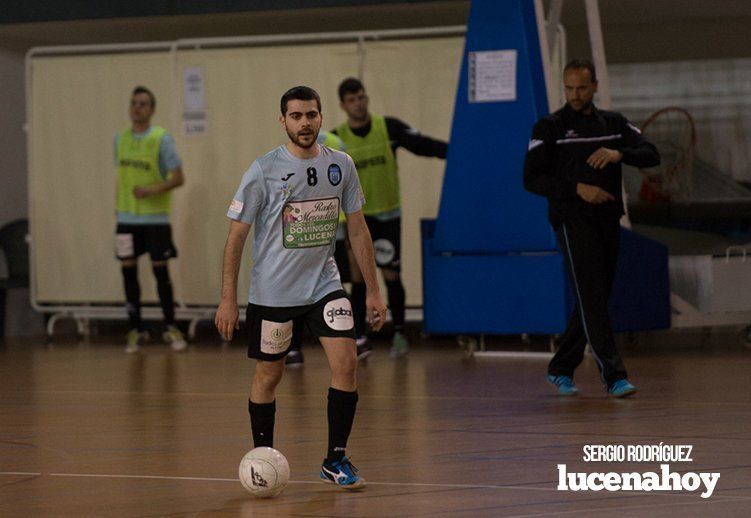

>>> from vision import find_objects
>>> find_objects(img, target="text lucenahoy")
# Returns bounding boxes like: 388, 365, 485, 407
557, 464, 720, 498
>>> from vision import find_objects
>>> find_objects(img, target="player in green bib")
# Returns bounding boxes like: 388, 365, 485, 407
115, 86, 186, 353
334, 78, 448, 359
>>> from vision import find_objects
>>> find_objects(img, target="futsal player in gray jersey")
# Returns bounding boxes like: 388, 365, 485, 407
215, 86, 386, 490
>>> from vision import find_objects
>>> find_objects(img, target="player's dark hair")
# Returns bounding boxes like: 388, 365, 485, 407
337, 77, 365, 101
280, 86, 322, 116
564, 59, 597, 82
132, 86, 156, 108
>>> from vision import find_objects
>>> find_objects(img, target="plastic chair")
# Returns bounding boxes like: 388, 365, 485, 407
0, 219, 29, 339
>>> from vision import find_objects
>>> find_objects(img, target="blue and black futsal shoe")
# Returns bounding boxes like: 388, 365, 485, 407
320, 456, 367, 490
547, 374, 579, 396
607, 379, 637, 398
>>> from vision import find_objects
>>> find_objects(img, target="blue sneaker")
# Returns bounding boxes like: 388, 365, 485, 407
547, 374, 579, 396
320, 457, 366, 490
608, 379, 637, 398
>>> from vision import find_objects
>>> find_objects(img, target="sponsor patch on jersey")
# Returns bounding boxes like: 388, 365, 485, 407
373, 238, 396, 266
260, 319, 293, 355
229, 199, 244, 213
282, 197, 340, 248
323, 298, 354, 331
327, 164, 342, 186
115, 233, 134, 258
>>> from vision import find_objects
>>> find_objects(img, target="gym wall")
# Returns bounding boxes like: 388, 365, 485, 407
29, 35, 463, 307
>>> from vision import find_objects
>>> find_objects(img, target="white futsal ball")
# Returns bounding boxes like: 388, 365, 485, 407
238, 447, 290, 498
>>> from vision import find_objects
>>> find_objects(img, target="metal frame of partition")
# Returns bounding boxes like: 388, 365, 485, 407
25, 26, 466, 338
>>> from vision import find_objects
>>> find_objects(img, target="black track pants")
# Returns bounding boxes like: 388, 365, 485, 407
549, 216, 628, 386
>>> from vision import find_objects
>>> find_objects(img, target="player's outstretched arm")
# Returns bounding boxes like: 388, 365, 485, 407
215, 219, 251, 341
387, 117, 447, 159
345, 211, 387, 331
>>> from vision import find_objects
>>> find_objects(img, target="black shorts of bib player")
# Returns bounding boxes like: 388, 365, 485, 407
364, 216, 401, 271
333, 237, 352, 283
115, 224, 177, 262
523, 60, 660, 397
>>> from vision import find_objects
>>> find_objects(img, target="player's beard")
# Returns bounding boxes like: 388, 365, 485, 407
287, 127, 318, 149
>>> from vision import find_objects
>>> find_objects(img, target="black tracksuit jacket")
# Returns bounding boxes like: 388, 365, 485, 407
523, 103, 660, 227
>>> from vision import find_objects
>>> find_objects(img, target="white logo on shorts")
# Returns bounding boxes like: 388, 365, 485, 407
115, 233, 134, 258
323, 298, 354, 331
373, 239, 395, 266
260, 320, 293, 354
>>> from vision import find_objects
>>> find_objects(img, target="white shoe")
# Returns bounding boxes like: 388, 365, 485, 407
163, 325, 187, 352
124, 329, 148, 353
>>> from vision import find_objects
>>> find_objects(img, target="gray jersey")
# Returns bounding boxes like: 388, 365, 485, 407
228, 144, 364, 306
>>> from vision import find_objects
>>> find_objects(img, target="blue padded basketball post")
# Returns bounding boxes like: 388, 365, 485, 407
433, 0, 555, 253
421, 0, 670, 336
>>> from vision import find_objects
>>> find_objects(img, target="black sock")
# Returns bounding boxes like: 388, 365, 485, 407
327, 387, 358, 462
152, 265, 175, 325
249, 400, 275, 448
351, 282, 367, 337
385, 279, 406, 329
122, 265, 142, 331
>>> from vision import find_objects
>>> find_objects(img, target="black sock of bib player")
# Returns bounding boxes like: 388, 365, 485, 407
152, 265, 175, 325
385, 279, 406, 330
327, 387, 358, 462
122, 266, 142, 331
249, 400, 275, 448
351, 282, 367, 337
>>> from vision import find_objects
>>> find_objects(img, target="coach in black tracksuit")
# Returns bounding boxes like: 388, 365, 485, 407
523, 60, 660, 396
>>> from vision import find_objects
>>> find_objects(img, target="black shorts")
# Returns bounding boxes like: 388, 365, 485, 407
365, 216, 401, 271
246, 290, 355, 361
115, 224, 178, 261
333, 238, 351, 284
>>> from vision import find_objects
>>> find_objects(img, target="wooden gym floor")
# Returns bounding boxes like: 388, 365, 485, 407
1, 330, 750, 517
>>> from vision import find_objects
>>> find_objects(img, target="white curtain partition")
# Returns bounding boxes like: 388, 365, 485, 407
27, 31, 464, 309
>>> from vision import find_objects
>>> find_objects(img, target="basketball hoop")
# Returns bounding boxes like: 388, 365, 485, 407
638, 107, 696, 202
